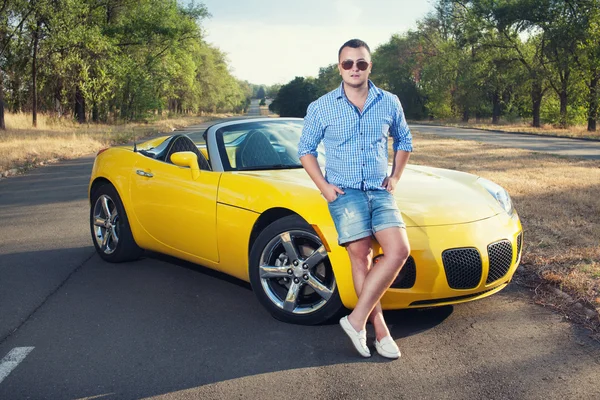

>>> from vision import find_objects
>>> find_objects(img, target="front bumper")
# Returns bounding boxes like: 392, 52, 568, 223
335, 212, 523, 309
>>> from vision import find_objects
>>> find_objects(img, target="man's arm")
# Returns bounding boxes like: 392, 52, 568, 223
383, 95, 413, 193
300, 155, 344, 202
298, 101, 345, 202
382, 150, 410, 193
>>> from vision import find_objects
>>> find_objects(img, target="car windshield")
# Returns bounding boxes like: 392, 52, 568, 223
216, 119, 325, 171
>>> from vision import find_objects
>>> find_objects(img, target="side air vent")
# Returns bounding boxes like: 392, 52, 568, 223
391, 256, 416, 289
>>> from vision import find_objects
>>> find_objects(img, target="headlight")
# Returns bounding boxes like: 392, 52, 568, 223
477, 177, 514, 216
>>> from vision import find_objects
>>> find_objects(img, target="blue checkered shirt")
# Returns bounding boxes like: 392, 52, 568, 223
298, 81, 413, 191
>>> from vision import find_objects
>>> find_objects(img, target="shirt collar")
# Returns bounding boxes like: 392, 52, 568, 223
335, 80, 382, 100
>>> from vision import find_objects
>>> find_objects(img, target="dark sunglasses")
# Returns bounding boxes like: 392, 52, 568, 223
340, 59, 370, 71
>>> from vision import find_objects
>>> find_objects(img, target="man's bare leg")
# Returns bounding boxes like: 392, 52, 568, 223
346, 237, 392, 341
347, 227, 410, 332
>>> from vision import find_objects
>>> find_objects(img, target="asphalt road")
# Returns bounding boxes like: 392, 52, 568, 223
1, 120, 599, 399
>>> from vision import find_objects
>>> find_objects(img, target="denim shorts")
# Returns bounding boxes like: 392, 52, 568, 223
327, 188, 405, 246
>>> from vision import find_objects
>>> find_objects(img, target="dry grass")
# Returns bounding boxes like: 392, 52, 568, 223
0, 112, 227, 175
413, 119, 600, 140
408, 132, 600, 335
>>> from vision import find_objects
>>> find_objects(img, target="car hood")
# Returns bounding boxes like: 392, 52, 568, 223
236, 166, 502, 227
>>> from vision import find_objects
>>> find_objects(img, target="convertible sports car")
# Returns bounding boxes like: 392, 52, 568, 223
89, 117, 523, 325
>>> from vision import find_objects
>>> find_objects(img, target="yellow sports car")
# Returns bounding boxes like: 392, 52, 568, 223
89, 117, 523, 325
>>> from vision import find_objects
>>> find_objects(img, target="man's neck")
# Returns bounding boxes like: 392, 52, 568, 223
343, 82, 369, 111
343, 81, 369, 98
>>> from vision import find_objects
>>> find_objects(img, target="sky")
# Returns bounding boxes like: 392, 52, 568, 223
194, 0, 435, 86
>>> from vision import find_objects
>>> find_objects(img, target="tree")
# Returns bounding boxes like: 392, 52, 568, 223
266, 84, 281, 99
314, 64, 340, 96
256, 86, 266, 99
448, 0, 549, 127
269, 77, 318, 117
371, 33, 428, 120
577, 0, 600, 131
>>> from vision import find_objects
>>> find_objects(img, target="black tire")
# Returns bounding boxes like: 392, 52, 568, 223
249, 215, 343, 325
90, 182, 143, 263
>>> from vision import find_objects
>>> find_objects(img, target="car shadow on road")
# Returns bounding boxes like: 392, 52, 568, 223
148, 250, 454, 340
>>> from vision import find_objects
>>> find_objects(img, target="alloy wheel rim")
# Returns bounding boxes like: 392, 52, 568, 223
92, 194, 120, 255
259, 229, 336, 314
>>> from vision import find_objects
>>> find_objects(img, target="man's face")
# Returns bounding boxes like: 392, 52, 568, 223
338, 46, 372, 89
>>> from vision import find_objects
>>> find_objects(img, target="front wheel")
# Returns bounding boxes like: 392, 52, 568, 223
90, 183, 143, 263
249, 215, 343, 325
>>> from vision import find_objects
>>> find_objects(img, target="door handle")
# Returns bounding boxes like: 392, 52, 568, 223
136, 170, 154, 178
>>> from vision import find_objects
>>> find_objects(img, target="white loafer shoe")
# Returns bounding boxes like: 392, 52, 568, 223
339, 316, 371, 358
374, 336, 401, 359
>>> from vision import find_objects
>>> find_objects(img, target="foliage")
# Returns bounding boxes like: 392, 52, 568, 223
266, 84, 281, 99
269, 77, 318, 117
0, 0, 252, 125
255, 86, 266, 99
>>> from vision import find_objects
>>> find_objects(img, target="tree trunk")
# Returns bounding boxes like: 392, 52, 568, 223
92, 101, 98, 123
75, 85, 86, 123
588, 72, 598, 132
54, 79, 63, 117
559, 88, 568, 129
462, 109, 469, 123
128, 95, 134, 120
531, 80, 543, 128
32, 21, 40, 128
492, 91, 501, 124
0, 73, 5, 130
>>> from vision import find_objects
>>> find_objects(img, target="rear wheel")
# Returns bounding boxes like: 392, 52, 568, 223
90, 183, 143, 263
249, 215, 343, 325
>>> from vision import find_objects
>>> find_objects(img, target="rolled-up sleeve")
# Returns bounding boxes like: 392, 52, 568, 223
390, 95, 413, 153
298, 101, 324, 158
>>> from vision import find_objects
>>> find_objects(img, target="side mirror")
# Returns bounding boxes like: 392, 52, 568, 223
170, 151, 200, 180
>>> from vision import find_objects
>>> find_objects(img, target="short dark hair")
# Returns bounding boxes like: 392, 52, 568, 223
338, 39, 371, 60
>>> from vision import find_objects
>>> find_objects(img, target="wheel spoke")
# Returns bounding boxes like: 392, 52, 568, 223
93, 217, 106, 227
109, 208, 118, 224
306, 274, 333, 300
279, 232, 300, 261
111, 226, 119, 245
101, 229, 112, 250
259, 264, 290, 279
303, 245, 328, 270
101, 197, 111, 219
283, 281, 302, 312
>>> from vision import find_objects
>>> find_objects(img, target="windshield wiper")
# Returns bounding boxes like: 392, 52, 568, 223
238, 164, 303, 171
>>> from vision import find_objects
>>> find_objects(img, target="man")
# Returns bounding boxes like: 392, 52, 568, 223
298, 39, 412, 359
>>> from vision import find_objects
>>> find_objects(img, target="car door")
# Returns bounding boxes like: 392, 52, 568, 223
129, 157, 220, 263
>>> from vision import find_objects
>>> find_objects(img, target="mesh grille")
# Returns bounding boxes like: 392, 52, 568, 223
486, 240, 513, 284
442, 248, 482, 289
391, 256, 416, 289
516, 232, 523, 261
